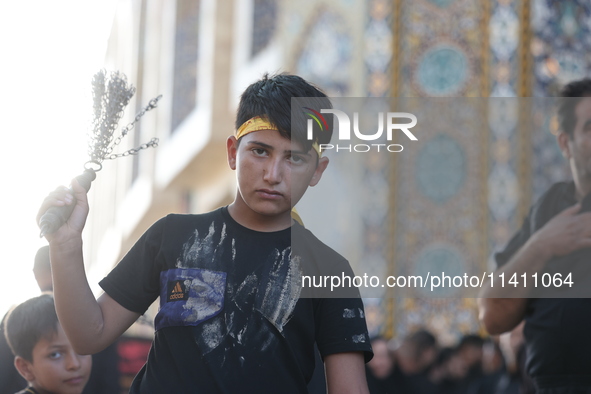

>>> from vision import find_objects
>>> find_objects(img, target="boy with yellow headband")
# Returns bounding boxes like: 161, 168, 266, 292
38, 73, 373, 393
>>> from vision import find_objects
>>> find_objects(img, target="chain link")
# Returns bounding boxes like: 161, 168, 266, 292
103, 95, 162, 161
105, 138, 159, 160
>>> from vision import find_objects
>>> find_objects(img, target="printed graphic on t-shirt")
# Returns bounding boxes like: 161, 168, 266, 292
254, 249, 302, 334
168, 217, 303, 357
176, 222, 231, 271
191, 248, 302, 357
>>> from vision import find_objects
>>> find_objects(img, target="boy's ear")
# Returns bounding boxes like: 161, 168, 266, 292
227, 136, 238, 170
14, 356, 35, 382
309, 157, 329, 187
557, 131, 571, 159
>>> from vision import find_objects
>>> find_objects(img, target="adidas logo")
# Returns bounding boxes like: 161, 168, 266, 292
167, 280, 188, 302
170, 282, 184, 299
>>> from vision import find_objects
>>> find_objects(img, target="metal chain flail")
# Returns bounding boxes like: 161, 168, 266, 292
85, 70, 161, 170
40, 69, 163, 238
104, 137, 160, 160
103, 95, 162, 160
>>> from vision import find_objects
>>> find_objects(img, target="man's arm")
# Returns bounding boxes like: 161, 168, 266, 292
325, 352, 369, 394
479, 203, 591, 335
38, 179, 139, 355
477, 239, 546, 335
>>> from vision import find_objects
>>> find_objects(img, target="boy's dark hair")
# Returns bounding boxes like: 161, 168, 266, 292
457, 333, 484, 350
4, 293, 59, 361
406, 329, 437, 359
433, 347, 454, 367
235, 73, 333, 152
557, 78, 591, 138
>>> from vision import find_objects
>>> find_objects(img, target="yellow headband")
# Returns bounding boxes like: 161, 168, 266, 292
236, 116, 322, 157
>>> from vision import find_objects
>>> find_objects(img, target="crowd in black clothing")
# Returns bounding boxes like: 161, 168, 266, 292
365, 326, 536, 394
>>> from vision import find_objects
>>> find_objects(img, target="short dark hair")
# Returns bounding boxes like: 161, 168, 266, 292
557, 78, 591, 138
4, 293, 59, 361
235, 73, 333, 152
406, 329, 437, 359
457, 334, 484, 350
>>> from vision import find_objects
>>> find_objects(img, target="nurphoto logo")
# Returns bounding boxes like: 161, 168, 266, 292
306, 109, 418, 153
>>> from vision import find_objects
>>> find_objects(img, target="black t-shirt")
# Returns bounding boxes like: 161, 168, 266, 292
100, 207, 372, 393
495, 182, 591, 381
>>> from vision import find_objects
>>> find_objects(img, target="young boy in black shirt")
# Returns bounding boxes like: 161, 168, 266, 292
39, 73, 373, 393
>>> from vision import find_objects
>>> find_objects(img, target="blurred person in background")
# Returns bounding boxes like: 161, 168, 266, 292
428, 347, 468, 394
391, 329, 439, 394
393, 329, 438, 376
366, 336, 403, 393
479, 78, 591, 393
456, 334, 485, 387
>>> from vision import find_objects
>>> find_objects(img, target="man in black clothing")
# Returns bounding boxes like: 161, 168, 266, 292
479, 79, 591, 393
366, 331, 438, 394
365, 337, 401, 393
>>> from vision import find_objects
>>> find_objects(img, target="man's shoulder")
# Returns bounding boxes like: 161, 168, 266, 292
292, 223, 348, 264
495, 181, 574, 268
530, 181, 575, 228
534, 181, 574, 206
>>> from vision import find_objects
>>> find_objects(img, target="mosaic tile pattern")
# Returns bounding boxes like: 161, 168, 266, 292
387, 0, 489, 340
296, 10, 352, 96
251, 0, 277, 57
357, 0, 394, 336
530, 0, 589, 200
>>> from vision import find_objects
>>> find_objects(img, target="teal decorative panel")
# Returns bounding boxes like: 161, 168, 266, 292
416, 46, 470, 96
416, 134, 466, 203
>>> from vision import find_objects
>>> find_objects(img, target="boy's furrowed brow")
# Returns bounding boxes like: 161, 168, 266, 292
247, 141, 274, 150
247, 140, 311, 156
288, 149, 312, 157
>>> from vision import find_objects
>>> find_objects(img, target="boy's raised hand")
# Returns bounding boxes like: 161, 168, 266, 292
37, 177, 90, 245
